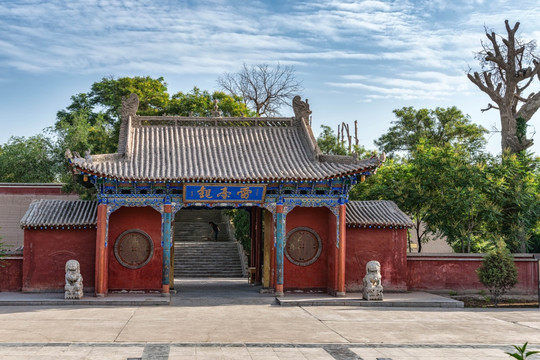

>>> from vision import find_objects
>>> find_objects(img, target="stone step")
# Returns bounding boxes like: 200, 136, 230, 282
173, 240, 243, 278
171, 210, 243, 278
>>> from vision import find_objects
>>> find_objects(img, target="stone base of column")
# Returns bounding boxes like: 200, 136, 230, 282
336, 291, 346, 297
96, 293, 106, 298
275, 284, 284, 297
162, 284, 170, 294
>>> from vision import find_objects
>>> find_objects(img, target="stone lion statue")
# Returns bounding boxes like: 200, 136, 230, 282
363, 260, 383, 301
65, 259, 83, 299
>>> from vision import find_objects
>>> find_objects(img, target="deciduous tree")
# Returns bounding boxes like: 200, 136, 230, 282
0, 135, 58, 183
316, 125, 348, 155
468, 20, 540, 154
167, 87, 254, 117
218, 63, 303, 116
374, 106, 487, 157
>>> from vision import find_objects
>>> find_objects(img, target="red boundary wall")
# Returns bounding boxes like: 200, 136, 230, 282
407, 253, 539, 295
345, 227, 408, 292
0, 253, 23, 291
22, 228, 96, 292
0, 183, 66, 195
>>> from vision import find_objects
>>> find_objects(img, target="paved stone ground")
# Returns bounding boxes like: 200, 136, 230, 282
0, 279, 538, 359
0, 343, 528, 359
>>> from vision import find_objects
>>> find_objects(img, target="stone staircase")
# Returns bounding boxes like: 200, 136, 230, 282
174, 209, 228, 242
173, 209, 244, 278
174, 242, 244, 278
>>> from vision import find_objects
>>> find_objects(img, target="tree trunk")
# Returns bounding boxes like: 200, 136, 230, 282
501, 107, 533, 153
415, 219, 422, 253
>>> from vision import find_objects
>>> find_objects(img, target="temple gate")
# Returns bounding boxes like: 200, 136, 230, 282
66, 94, 384, 297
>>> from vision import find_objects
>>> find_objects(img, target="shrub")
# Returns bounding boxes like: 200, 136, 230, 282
476, 245, 518, 306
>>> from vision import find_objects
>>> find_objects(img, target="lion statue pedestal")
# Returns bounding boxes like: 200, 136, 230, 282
65, 259, 83, 299
363, 260, 383, 301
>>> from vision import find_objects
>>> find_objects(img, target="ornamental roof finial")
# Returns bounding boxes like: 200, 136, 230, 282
211, 99, 222, 117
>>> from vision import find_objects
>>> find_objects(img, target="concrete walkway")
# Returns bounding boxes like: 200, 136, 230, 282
0, 279, 538, 359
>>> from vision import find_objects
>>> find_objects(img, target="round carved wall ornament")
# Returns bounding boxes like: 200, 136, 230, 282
285, 227, 322, 266
114, 229, 154, 269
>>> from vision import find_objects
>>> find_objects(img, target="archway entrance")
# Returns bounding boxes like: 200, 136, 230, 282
172, 207, 268, 295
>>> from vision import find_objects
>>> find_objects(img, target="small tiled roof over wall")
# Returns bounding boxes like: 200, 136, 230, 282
346, 200, 413, 229
20, 199, 98, 230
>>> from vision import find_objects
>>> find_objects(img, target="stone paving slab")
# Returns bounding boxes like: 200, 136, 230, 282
276, 292, 463, 308
0, 343, 537, 360
0, 279, 538, 359
0, 292, 170, 306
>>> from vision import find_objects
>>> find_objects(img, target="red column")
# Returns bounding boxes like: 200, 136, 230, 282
95, 203, 108, 297
337, 204, 347, 296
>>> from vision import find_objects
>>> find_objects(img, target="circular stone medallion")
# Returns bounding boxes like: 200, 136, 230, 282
285, 227, 322, 266
114, 229, 154, 269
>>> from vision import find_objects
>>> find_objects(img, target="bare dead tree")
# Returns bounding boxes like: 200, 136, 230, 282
217, 63, 303, 117
342, 122, 352, 153
354, 120, 359, 148
337, 121, 360, 155
468, 20, 540, 154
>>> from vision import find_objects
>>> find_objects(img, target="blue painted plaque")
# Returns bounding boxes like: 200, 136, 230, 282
183, 184, 266, 203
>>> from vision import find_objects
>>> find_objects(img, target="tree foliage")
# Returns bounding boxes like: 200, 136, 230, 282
476, 244, 518, 306
468, 20, 540, 154
51, 77, 252, 197
225, 209, 251, 256
218, 63, 303, 116
353, 105, 539, 253
316, 125, 348, 155
487, 152, 540, 252
168, 87, 254, 117
0, 135, 58, 183
413, 144, 500, 253
374, 106, 487, 157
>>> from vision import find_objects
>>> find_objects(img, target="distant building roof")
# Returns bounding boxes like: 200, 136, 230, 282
20, 199, 98, 229
67, 94, 383, 182
346, 200, 413, 228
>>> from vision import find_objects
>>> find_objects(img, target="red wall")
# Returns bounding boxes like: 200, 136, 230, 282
22, 229, 96, 292
107, 206, 162, 291
0, 254, 23, 291
407, 254, 539, 295
345, 227, 408, 291
0, 184, 66, 195
283, 207, 333, 291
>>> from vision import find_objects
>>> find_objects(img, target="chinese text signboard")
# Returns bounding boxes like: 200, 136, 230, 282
183, 184, 266, 203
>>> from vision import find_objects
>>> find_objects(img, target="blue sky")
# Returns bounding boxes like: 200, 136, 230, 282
1, 0, 539, 155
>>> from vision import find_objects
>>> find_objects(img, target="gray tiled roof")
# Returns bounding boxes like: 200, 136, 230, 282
68, 102, 383, 182
20, 199, 98, 229
346, 200, 413, 228
19, 199, 411, 229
